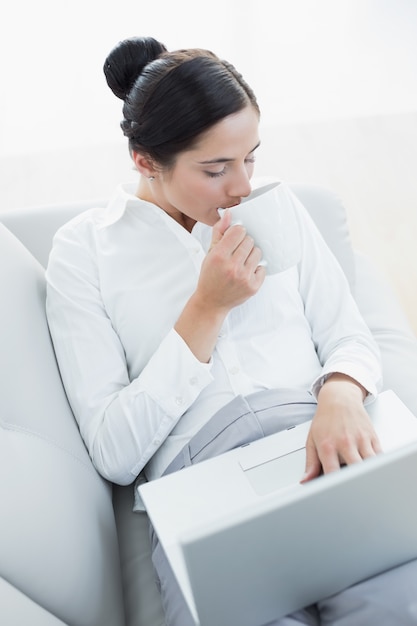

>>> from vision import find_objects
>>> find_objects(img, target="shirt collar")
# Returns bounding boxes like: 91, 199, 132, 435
97, 182, 213, 249
97, 183, 144, 229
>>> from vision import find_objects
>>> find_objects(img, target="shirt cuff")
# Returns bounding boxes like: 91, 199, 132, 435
310, 362, 380, 404
133, 328, 214, 417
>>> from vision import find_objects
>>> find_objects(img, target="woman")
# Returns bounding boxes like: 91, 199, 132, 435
45, 37, 417, 625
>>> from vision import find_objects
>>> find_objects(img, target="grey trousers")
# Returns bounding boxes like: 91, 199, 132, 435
149, 388, 417, 626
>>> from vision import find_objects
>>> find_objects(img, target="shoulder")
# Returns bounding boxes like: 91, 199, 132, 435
51, 206, 105, 254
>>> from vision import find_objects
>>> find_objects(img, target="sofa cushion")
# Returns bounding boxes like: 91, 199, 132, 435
0, 577, 67, 625
0, 199, 105, 268
289, 182, 356, 289
353, 250, 417, 417
0, 224, 125, 626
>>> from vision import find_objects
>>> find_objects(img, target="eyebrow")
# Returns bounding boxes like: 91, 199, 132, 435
197, 141, 261, 165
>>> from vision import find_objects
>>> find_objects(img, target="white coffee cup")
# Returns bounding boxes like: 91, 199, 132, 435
218, 181, 302, 274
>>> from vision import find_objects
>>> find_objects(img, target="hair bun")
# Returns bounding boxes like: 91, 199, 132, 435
103, 36, 167, 100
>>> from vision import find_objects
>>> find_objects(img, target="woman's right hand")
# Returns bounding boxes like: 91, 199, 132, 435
196, 209, 266, 313
174, 210, 266, 363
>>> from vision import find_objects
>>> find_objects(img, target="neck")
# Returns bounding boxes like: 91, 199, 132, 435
136, 178, 197, 233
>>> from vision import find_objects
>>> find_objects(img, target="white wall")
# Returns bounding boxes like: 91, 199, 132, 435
1, 0, 416, 160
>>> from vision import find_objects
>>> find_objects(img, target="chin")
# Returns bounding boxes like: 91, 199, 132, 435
201, 210, 221, 227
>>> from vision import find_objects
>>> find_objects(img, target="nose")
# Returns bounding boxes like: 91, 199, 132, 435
226, 168, 252, 200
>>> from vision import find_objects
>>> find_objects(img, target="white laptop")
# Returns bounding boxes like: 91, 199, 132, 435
139, 390, 417, 626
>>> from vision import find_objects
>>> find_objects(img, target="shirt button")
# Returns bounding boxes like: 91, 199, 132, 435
229, 366, 240, 375
175, 396, 184, 406
189, 377, 198, 386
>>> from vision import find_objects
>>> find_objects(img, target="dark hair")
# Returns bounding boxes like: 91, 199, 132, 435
103, 36, 260, 169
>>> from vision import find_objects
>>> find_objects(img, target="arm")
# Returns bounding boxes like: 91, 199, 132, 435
286, 187, 383, 480
175, 209, 265, 362
46, 211, 264, 484
45, 216, 211, 485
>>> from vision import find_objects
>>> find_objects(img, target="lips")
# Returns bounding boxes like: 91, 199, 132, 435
218, 201, 241, 210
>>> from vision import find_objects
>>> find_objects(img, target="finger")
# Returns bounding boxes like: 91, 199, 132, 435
232, 234, 257, 264
339, 427, 382, 464
357, 433, 383, 459
319, 449, 343, 475
211, 209, 232, 247
371, 432, 383, 455
312, 434, 345, 475
337, 447, 363, 466
301, 439, 322, 483
254, 263, 267, 276
210, 224, 248, 259
244, 242, 263, 268
247, 249, 267, 282
356, 417, 383, 457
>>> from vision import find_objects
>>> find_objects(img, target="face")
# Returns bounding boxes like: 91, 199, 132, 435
145, 105, 260, 228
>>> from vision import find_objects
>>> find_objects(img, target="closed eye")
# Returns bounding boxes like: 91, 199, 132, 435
205, 168, 226, 178
205, 156, 256, 179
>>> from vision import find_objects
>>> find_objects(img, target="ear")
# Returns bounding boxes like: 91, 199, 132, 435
132, 151, 156, 178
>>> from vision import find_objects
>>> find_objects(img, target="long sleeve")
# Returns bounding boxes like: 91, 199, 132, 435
46, 209, 213, 485
289, 186, 383, 399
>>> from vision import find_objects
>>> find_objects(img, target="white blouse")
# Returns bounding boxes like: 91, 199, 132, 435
45, 183, 382, 484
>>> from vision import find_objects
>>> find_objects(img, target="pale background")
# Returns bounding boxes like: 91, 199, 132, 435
1, 0, 416, 331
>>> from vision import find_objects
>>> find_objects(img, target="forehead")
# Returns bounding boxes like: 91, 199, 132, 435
186, 106, 260, 162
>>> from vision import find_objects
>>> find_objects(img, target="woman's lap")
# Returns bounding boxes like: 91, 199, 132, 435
318, 558, 417, 625
162, 388, 317, 475
151, 541, 417, 626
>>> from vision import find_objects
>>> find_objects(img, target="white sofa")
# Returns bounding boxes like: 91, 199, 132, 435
1, 182, 417, 626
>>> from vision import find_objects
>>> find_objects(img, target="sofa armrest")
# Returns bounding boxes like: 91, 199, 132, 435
0, 224, 125, 626
0, 199, 105, 267
353, 250, 417, 416
0, 578, 67, 626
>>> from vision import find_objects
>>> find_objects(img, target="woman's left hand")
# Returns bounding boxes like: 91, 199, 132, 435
301, 373, 382, 482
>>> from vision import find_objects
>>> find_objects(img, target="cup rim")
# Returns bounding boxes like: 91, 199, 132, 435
241, 181, 280, 204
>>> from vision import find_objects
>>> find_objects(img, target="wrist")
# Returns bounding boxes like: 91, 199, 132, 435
188, 292, 230, 326
174, 293, 228, 364
319, 373, 367, 403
